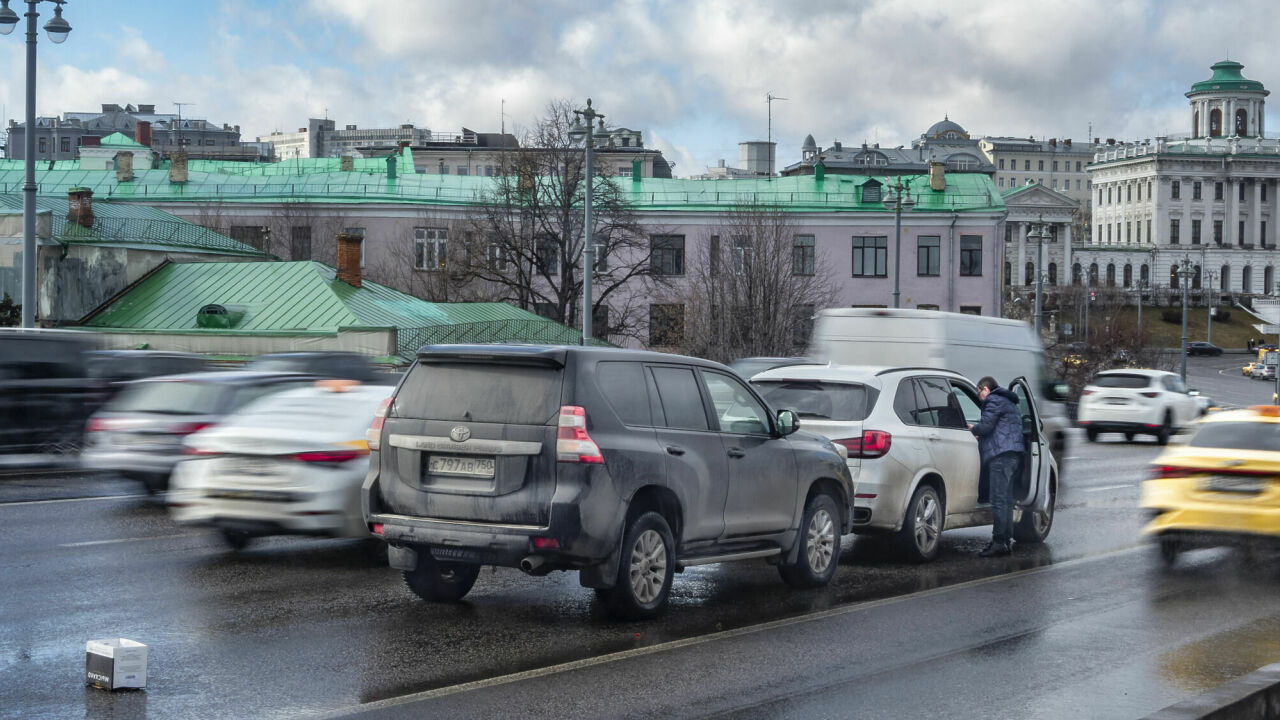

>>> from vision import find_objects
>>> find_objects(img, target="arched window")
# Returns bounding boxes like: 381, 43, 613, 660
1140, 263, 1150, 285
1072, 263, 1082, 286
1209, 108, 1223, 137
1106, 263, 1116, 287
1170, 265, 1180, 289
1123, 264, 1133, 288
1266, 266, 1274, 295
1243, 265, 1253, 293
1025, 262, 1035, 286
1221, 264, 1231, 291
1004, 261, 1012, 286
1236, 108, 1248, 137
1192, 264, 1202, 290
1048, 262, 1058, 285
1089, 263, 1099, 285
1194, 110, 1200, 137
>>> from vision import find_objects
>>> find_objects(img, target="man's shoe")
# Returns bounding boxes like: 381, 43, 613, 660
979, 542, 1011, 558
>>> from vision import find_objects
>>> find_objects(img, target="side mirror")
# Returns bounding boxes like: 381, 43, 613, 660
776, 409, 800, 436
1188, 389, 1200, 396
1049, 382, 1070, 402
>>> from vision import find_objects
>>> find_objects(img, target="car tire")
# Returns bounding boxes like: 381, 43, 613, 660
1086, 427, 1099, 442
779, 493, 841, 588
1013, 478, 1054, 544
896, 484, 944, 563
1124, 432, 1135, 442
218, 529, 252, 551
1156, 412, 1173, 446
402, 555, 481, 603
1158, 536, 1180, 569
602, 511, 675, 620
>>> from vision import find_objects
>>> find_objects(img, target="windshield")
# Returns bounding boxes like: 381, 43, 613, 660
394, 362, 563, 424
225, 391, 387, 434
753, 380, 877, 421
107, 380, 225, 415
1091, 374, 1152, 389
1189, 422, 1280, 452
247, 358, 310, 374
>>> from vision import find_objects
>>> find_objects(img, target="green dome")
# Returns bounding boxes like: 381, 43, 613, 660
1187, 61, 1268, 96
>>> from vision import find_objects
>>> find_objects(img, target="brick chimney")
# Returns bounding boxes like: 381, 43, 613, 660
134, 120, 153, 147
1064, 138, 1072, 148
928, 161, 946, 191
66, 187, 94, 228
169, 150, 188, 184
336, 232, 363, 288
1048, 138, 1056, 147
340, 155, 354, 171
115, 151, 134, 182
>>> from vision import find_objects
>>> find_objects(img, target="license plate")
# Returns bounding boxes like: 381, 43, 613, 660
122, 433, 168, 449
1202, 475, 1268, 493
430, 547, 484, 563
1105, 397, 1127, 405
221, 457, 279, 478
428, 455, 495, 478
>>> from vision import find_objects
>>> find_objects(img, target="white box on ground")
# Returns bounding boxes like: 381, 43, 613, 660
85, 638, 148, 690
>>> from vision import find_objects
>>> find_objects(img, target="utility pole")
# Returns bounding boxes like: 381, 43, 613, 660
174, 101, 194, 152
766, 92, 787, 179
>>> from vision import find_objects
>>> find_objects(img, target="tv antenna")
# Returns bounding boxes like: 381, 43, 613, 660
174, 102, 195, 151
767, 91, 788, 179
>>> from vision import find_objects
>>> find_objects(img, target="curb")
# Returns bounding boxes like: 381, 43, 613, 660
1145, 661, 1280, 719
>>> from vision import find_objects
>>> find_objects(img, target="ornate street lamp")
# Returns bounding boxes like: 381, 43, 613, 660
885, 179, 915, 309
1177, 256, 1195, 382
568, 99, 608, 345
1027, 219, 1050, 339
0, 0, 72, 329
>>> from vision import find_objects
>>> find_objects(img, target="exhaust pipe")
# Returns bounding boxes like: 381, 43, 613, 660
519, 555, 547, 574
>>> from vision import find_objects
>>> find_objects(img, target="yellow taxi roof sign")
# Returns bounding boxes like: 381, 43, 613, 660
315, 379, 361, 392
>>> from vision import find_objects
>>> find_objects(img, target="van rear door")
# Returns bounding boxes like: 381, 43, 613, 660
379, 357, 565, 527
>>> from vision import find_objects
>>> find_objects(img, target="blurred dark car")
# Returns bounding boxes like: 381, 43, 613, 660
728, 356, 819, 380
86, 350, 211, 403
82, 371, 317, 493
1186, 342, 1223, 356
245, 352, 386, 383
0, 330, 96, 466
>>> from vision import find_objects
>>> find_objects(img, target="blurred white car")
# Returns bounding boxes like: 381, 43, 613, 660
1077, 370, 1200, 445
168, 381, 390, 550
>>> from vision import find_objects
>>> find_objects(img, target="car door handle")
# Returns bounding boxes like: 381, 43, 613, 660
665, 444, 686, 456
927, 432, 941, 441
727, 447, 746, 458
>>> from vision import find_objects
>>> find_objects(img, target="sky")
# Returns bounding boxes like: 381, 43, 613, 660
0, 0, 1276, 177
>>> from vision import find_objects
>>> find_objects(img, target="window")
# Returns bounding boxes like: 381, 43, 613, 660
1076, 162, 1082, 172
792, 304, 815, 350
649, 304, 685, 346
1052, 161, 1058, 172
487, 241, 508, 269
1214, 220, 1223, 245
230, 225, 267, 251
650, 235, 685, 276
1172, 181, 1181, 200
1106, 225, 1112, 244
1106, 187, 1112, 204
862, 183, 882, 203
60, 137, 69, 153
535, 236, 559, 274
413, 227, 448, 271
1169, 218, 1179, 245
754, 379, 875, 422
792, 235, 815, 276
650, 366, 706, 430
1126, 222, 1132, 243
1236, 108, 1249, 136
1191, 219, 1201, 245
1024, 160, 1030, 171
893, 379, 927, 426
1038, 160, 1044, 171
1048, 262, 1057, 285
592, 238, 608, 272
998, 159, 1005, 170
1147, 220, 1152, 243
959, 236, 983, 276
917, 236, 940, 276
852, 236, 887, 277
592, 304, 610, 338
38, 138, 46, 154
1193, 181, 1202, 200
1025, 262, 1034, 286
1215, 182, 1224, 201
456, 166, 468, 176
701, 371, 770, 435
732, 236, 753, 275
959, 305, 981, 315
999, 177, 1005, 187
533, 302, 557, 320
1263, 222, 1268, 248
1138, 184, 1142, 201
289, 226, 311, 260
1052, 179, 1058, 189
1241, 182, 1247, 202
1137, 221, 1142, 243
1127, 185, 1132, 202
911, 376, 968, 429
1210, 108, 1222, 137
596, 362, 652, 426
1265, 184, 1270, 202
1076, 179, 1080, 190
1240, 220, 1246, 246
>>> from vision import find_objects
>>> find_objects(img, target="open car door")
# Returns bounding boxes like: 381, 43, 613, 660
1009, 376, 1049, 510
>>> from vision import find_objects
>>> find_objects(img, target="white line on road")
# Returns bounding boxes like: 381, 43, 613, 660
0, 493, 148, 508
1082, 484, 1135, 493
59, 532, 197, 548
316, 544, 1146, 719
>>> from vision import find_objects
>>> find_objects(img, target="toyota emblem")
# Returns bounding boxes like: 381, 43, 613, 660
450, 426, 472, 443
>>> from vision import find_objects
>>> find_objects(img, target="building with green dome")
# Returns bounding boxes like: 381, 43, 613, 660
1187, 60, 1268, 138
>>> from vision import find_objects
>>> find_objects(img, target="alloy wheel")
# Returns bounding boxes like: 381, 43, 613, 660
806, 508, 836, 573
629, 529, 667, 604
914, 493, 940, 555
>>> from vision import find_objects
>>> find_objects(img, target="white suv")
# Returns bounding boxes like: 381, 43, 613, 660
751, 365, 1057, 562
1077, 370, 1200, 445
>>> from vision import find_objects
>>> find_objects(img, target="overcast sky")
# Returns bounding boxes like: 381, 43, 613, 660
1, 0, 1275, 176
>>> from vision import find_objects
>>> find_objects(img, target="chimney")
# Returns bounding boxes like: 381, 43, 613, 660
398, 140, 410, 151
814, 161, 825, 182
169, 150, 188, 184
928, 161, 946, 191
134, 120, 152, 147
115, 151, 134, 182
1094, 137, 1100, 145
1048, 138, 1056, 147
1106, 138, 1115, 146
336, 232, 363, 288
66, 187, 94, 228
1064, 138, 1072, 148
340, 155, 354, 172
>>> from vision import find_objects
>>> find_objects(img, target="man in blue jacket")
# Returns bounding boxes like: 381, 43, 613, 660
970, 376, 1025, 557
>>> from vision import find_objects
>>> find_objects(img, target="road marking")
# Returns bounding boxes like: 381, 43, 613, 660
316, 544, 1146, 718
59, 532, 196, 548
1083, 484, 1134, 493
0, 493, 148, 508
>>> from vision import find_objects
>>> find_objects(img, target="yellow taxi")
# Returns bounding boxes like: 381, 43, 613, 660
1244, 361, 1258, 376
1141, 405, 1280, 567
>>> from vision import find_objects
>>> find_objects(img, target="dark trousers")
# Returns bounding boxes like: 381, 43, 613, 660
988, 452, 1020, 544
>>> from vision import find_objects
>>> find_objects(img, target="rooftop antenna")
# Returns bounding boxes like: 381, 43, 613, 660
766, 91, 787, 179
501, 98, 505, 137
174, 102, 195, 151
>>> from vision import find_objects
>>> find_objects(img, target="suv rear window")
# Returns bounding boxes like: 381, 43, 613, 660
108, 380, 226, 415
753, 380, 877, 421
1189, 422, 1280, 452
395, 362, 563, 424
1092, 374, 1152, 389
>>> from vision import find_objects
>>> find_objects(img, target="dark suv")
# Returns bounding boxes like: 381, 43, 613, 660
362, 345, 853, 619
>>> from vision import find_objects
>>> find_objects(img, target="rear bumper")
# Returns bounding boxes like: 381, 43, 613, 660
1077, 420, 1163, 434
82, 448, 182, 476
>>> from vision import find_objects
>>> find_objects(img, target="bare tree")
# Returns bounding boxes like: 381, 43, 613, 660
673, 202, 838, 363
460, 99, 658, 341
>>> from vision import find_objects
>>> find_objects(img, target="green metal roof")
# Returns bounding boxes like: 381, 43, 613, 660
184, 147, 415, 176
0, 164, 1004, 213
0, 194, 271, 257
81, 260, 591, 357
1188, 60, 1268, 96
98, 132, 148, 148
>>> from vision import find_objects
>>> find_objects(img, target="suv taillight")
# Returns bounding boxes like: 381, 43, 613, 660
367, 397, 391, 451
557, 406, 604, 464
1140, 391, 1160, 398
833, 430, 892, 459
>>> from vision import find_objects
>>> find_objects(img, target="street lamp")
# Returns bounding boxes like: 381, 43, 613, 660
0, 0, 72, 329
1203, 267, 1218, 345
1027, 219, 1050, 339
1177, 256, 1195, 382
885, 178, 915, 309
568, 98, 607, 345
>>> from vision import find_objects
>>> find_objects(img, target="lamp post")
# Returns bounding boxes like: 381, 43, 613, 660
885, 178, 915, 309
1027, 220, 1050, 339
568, 99, 607, 345
1177, 257, 1194, 382
1083, 258, 1096, 345
1203, 267, 1218, 345
0, 0, 71, 329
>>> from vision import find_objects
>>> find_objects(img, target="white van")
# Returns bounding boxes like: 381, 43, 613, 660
806, 308, 1070, 472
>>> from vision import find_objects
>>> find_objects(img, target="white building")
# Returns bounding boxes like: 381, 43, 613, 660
979, 136, 1098, 208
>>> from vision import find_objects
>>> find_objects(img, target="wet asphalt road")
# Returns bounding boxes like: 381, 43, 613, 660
4, 354, 1280, 719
